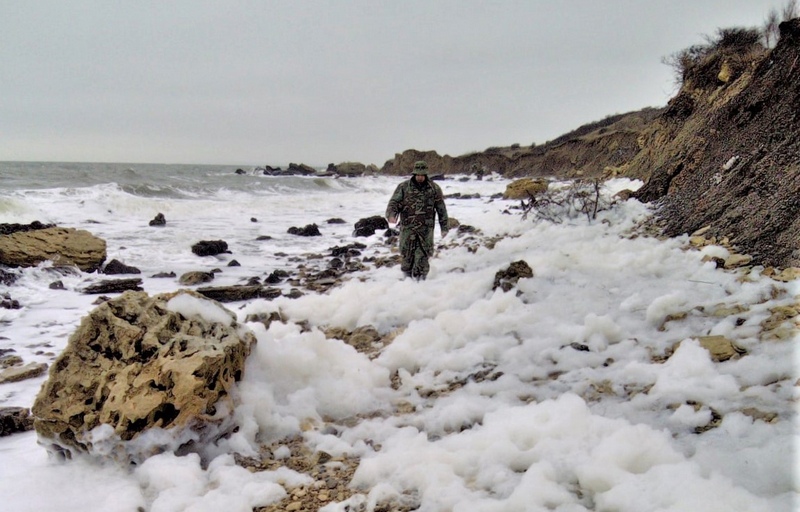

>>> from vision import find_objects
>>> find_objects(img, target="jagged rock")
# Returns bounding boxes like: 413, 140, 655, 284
149, 213, 166, 226
0, 407, 34, 436
1, 353, 22, 368
1, 294, 20, 309
0, 221, 55, 235
503, 178, 549, 200
330, 162, 367, 177
288, 224, 321, 237
330, 242, 366, 257
31, 290, 256, 462
179, 271, 215, 285
191, 240, 229, 256
353, 216, 389, 237
196, 285, 282, 302
493, 260, 534, 292
0, 226, 106, 272
103, 259, 142, 275
0, 268, 18, 286
82, 278, 143, 294
265, 269, 290, 284
234, 168, 246, 175
0, 362, 48, 384
287, 163, 318, 176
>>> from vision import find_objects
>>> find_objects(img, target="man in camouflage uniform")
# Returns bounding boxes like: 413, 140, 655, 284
386, 160, 449, 280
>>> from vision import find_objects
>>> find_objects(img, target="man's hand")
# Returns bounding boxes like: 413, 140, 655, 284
388, 215, 397, 224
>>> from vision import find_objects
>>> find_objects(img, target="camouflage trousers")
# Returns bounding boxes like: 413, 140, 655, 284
399, 228, 434, 279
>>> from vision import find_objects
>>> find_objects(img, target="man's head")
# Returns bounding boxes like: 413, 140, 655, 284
412, 161, 429, 176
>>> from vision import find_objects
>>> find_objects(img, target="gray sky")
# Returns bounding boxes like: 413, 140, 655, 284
0, 0, 782, 167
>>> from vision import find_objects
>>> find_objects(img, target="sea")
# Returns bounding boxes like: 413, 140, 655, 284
0, 161, 796, 512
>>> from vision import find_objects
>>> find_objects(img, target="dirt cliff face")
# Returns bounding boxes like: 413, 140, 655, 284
633, 18, 800, 268
379, 108, 661, 178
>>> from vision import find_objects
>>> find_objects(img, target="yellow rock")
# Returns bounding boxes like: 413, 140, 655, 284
503, 178, 549, 200
694, 335, 746, 362
718, 61, 732, 83
724, 254, 752, 269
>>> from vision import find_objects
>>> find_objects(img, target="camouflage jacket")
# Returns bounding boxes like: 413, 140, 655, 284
386, 178, 448, 234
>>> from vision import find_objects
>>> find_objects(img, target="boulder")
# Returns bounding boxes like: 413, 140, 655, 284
287, 163, 318, 176
332, 162, 367, 177
149, 213, 166, 226
354, 216, 389, 237
179, 271, 215, 285
31, 290, 256, 462
0, 226, 106, 272
0, 407, 34, 436
191, 240, 229, 257
502, 178, 549, 200
288, 224, 322, 237
103, 259, 141, 275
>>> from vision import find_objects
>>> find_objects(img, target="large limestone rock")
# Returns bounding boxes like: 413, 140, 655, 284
0, 226, 107, 272
502, 178, 549, 200
32, 289, 256, 463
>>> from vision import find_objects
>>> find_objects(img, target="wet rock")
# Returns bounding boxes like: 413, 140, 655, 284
227, 260, 241, 267
191, 239, 229, 256
0, 407, 34, 436
0, 226, 106, 272
151, 271, 176, 278
32, 290, 256, 462
179, 271, 215, 285
330, 242, 366, 257
102, 259, 142, 275
82, 278, 143, 294
196, 285, 282, 303
49, 280, 65, 290
0, 362, 48, 384
1, 294, 20, 309
353, 216, 389, 237
288, 224, 321, 237
493, 260, 534, 292
0, 268, 18, 286
326, 218, 347, 224
148, 213, 166, 226
265, 269, 290, 284
0, 221, 54, 235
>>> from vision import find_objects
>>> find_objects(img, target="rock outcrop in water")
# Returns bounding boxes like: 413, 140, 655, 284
0, 224, 107, 272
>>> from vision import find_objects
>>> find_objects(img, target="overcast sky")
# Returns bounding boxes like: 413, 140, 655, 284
0, 1, 784, 167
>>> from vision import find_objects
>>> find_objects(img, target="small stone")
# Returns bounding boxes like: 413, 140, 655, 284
724, 254, 752, 269
286, 501, 302, 511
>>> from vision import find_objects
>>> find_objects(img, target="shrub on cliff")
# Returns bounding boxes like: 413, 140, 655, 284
662, 26, 764, 89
